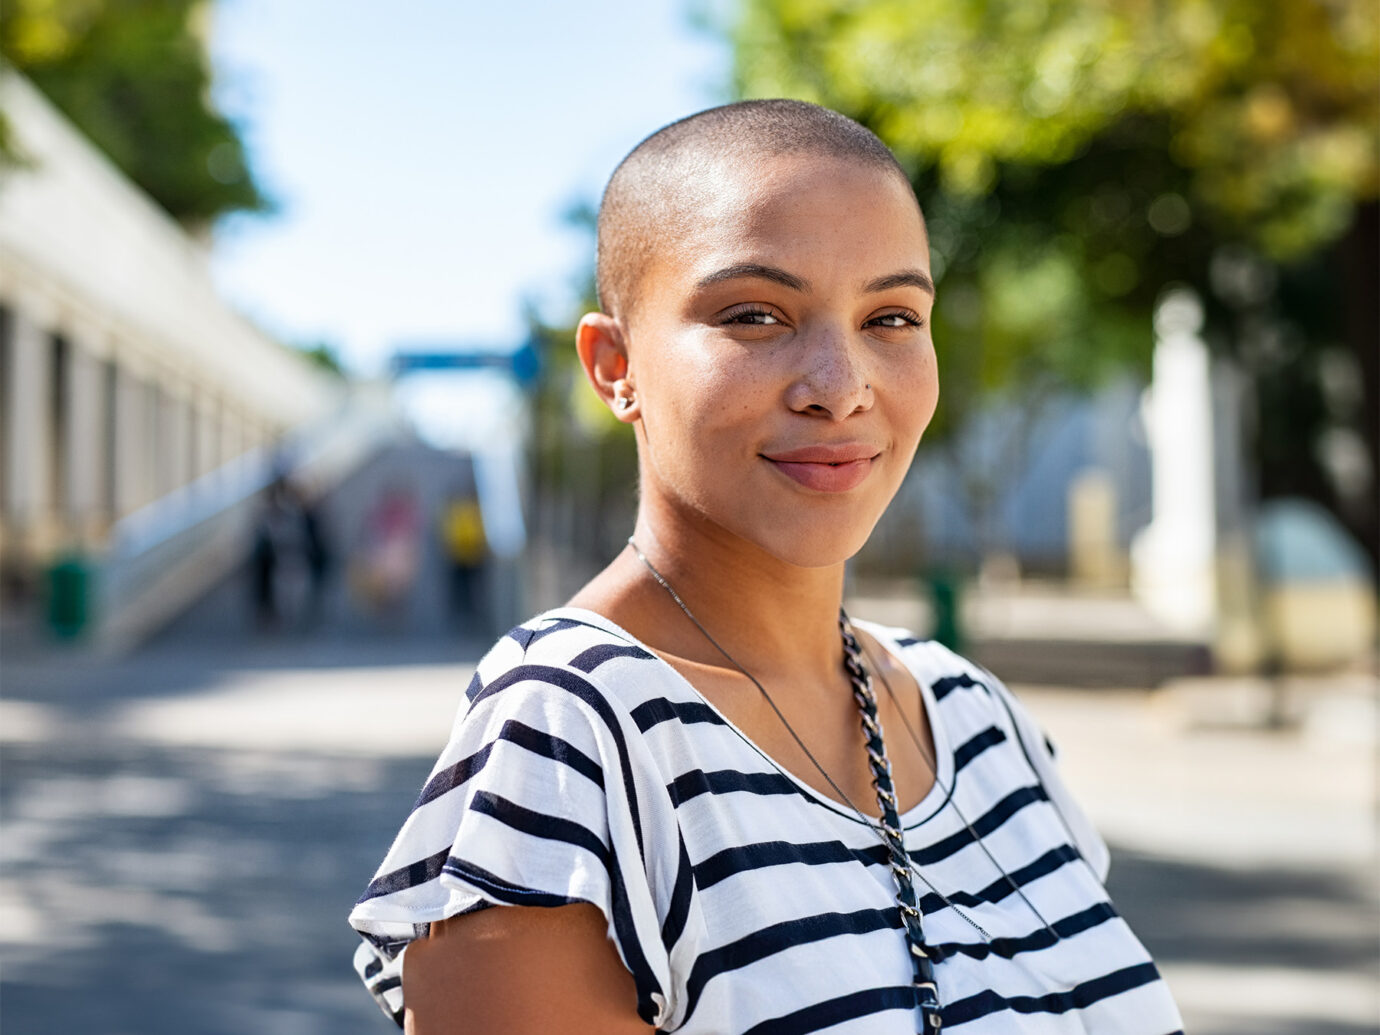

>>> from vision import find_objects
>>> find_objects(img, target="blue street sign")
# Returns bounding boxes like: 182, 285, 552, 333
391, 341, 541, 388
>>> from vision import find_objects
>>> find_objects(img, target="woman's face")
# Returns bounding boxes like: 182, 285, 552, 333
625, 153, 938, 568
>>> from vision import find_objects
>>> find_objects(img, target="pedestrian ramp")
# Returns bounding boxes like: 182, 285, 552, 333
143, 432, 522, 650
97, 386, 404, 653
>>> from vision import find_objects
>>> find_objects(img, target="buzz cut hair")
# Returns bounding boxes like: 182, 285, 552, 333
595, 98, 916, 321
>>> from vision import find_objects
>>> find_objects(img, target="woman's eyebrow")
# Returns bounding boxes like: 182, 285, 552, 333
863, 269, 935, 295
696, 263, 809, 292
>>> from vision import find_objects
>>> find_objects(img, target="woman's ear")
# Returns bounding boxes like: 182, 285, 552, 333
575, 313, 639, 422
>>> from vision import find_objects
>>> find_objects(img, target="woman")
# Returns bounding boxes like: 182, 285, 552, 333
349, 99, 1184, 1034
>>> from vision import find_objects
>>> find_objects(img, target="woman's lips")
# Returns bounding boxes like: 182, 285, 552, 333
763, 449, 878, 492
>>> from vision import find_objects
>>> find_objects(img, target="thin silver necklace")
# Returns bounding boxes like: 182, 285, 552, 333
628, 538, 1012, 938
855, 637, 1059, 937
629, 539, 947, 1034
627, 537, 1060, 942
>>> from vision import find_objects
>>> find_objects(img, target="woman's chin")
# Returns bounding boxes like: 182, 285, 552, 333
733, 517, 878, 571
779, 537, 871, 571
645, 482, 888, 570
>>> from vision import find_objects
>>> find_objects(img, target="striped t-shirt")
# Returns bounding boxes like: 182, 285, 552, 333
349, 607, 1183, 1033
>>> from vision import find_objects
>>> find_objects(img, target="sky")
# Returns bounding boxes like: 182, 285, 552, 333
208, 0, 728, 446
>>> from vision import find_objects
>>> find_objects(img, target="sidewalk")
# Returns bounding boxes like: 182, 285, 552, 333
1020, 677, 1378, 1034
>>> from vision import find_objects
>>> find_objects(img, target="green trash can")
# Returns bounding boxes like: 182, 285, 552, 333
46, 554, 91, 639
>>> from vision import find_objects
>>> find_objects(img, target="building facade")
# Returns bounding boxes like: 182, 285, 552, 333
0, 71, 340, 600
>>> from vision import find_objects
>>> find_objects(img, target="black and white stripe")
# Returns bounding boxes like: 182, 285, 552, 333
349, 607, 1182, 1033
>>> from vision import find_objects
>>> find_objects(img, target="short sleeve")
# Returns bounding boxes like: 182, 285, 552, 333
348, 657, 678, 1028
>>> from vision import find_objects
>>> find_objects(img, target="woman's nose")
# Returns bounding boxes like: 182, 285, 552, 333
785, 325, 873, 420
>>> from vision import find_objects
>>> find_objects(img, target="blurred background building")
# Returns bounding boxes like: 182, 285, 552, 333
0, 69, 383, 649
0, 1, 1376, 1033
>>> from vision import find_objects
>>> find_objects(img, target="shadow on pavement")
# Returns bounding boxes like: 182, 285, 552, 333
1108, 845, 1380, 1035
0, 739, 433, 1035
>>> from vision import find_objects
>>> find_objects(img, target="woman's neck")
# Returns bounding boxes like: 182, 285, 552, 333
570, 508, 850, 685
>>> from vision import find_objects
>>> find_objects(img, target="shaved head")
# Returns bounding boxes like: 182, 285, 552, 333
595, 99, 918, 322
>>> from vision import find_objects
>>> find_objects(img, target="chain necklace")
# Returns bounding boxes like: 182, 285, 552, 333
852, 636, 1059, 940
837, 616, 945, 1033
631, 540, 990, 1032
626, 536, 1057, 931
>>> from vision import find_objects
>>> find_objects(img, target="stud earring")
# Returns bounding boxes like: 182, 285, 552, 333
615, 395, 634, 411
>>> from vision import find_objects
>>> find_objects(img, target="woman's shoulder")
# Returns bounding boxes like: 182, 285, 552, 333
497, 606, 657, 663
351, 608, 685, 1028
464, 607, 683, 721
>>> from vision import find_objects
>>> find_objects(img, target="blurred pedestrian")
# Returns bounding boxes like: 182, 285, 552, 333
251, 475, 307, 631
251, 473, 331, 632
439, 490, 488, 634
292, 479, 334, 628
350, 483, 421, 619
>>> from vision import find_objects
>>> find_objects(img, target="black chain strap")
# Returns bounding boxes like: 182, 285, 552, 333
840, 614, 943, 1034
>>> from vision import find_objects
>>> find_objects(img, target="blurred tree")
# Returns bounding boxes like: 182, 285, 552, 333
295, 340, 346, 378
725, 0, 1379, 572
1, 0, 270, 228
523, 201, 640, 591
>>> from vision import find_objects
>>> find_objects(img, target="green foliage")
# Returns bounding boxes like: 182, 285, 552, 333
294, 341, 346, 378
1, 0, 270, 225
727, 0, 1378, 408
725, 0, 1380, 566
532, 199, 628, 441
523, 205, 641, 568
732, 0, 1376, 256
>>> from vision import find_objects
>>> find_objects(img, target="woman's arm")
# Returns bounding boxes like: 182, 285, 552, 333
402, 903, 658, 1034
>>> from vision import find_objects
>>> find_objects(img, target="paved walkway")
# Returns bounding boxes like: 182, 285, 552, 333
1025, 678, 1378, 1034
2, 634, 1376, 1033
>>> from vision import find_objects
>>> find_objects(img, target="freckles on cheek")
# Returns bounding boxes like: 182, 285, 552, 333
896, 357, 940, 442
680, 365, 746, 420
668, 371, 718, 427
913, 346, 940, 397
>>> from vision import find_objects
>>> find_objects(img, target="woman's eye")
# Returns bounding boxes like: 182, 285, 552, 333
868, 311, 923, 329
723, 306, 781, 326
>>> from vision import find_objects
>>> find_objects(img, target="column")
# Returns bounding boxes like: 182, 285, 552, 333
1068, 470, 1120, 588
0, 308, 10, 542
1130, 289, 1218, 635
165, 384, 191, 492
220, 405, 242, 466
2, 307, 53, 542
100, 358, 118, 528
196, 396, 221, 477
112, 365, 149, 518
63, 339, 104, 545
148, 379, 170, 501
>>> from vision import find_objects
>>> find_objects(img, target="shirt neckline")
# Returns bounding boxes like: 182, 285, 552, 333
538, 605, 956, 830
